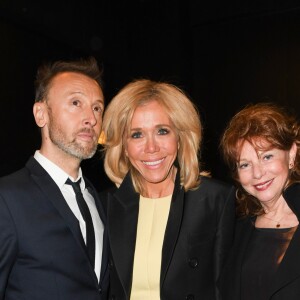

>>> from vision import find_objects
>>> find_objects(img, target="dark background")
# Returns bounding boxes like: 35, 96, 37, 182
1, 0, 300, 191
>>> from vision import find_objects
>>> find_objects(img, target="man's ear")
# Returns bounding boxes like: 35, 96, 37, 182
33, 102, 47, 128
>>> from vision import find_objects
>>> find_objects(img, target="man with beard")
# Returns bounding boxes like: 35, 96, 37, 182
0, 57, 108, 300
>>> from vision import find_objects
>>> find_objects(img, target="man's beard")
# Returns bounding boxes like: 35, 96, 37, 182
48, 113, 98, 160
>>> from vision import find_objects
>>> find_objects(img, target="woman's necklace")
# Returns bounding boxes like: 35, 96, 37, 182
262, 214, 285, 228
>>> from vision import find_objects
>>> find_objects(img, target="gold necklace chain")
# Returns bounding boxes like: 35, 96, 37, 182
262, 215, 285, 228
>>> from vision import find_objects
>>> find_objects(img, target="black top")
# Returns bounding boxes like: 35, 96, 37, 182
241, 225, 297, 300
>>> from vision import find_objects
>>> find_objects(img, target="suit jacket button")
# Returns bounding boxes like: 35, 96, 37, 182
109, 260, 114, 269
188, 258, 198, 268
98, 288, 102, 293
186, 294, 194, 300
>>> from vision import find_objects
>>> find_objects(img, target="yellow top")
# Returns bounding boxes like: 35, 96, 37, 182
130, 194, 172, 300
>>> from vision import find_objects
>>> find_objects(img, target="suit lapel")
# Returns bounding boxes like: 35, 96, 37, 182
26, 157, 98, 282
86, 180, 109, 284
86, 181, 107, 225
160, 175, 184, 287
108, 174, 139, 298
27, 157, 86, 249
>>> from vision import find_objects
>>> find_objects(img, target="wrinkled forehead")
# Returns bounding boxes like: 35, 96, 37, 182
130, 99, 169, 122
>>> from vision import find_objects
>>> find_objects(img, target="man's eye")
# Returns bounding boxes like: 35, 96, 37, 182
93, 106, 103, 113
72, 100, 80, 106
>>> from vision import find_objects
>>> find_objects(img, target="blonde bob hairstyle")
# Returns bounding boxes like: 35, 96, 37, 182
102, 79, 204, 195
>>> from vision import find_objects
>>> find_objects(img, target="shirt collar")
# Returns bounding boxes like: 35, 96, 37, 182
34, 150, 85, 190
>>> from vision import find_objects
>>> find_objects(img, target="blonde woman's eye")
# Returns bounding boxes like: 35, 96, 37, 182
158, 128, 169, 135
131, 131, 142, 139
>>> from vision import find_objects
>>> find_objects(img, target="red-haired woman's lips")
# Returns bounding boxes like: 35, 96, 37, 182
254, 179, 273, 191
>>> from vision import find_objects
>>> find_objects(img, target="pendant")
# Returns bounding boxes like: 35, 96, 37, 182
276, 223, 280, 228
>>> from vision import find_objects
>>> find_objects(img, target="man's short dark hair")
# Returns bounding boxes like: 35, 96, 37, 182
34, 56, 103, 102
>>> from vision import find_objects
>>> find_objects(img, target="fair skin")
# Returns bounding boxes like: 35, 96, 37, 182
237, 139, 298, 228
33, 72, 104, 179
125, 100, 178, 198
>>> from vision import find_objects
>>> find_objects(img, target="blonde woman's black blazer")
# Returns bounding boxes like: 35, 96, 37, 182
218, 183, 300, 300
107, 173, 235, 300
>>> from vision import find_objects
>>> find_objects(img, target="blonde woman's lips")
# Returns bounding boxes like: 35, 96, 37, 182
142, 158, 165, 166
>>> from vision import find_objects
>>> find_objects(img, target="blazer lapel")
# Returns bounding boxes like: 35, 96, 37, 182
269, 226, 300, 297
108, 174, 139, 298
160, 175, 184, 287
219, 217, 254, 299
268, 184, 300, 296
234, 218, 255, 298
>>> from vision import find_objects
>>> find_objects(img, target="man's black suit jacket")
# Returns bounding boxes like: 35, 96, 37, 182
0, 156, 109, 300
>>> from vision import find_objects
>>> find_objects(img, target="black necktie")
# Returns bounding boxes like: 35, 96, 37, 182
66, 178, 95, 267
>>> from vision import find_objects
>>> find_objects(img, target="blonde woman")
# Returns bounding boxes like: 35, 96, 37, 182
102, 79, 235, 300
